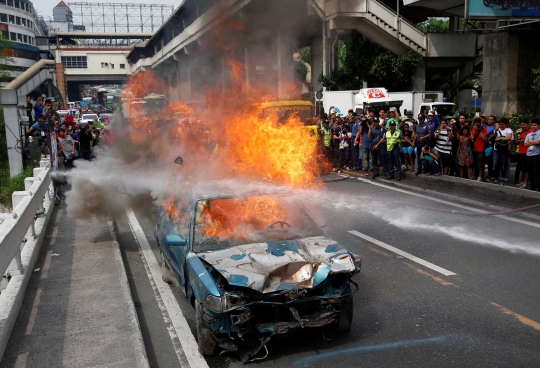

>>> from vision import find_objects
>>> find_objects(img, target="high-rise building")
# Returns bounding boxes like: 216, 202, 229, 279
0, 0, 47, 82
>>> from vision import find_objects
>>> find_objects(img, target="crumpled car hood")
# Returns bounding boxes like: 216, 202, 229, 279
197, 236, 359, 294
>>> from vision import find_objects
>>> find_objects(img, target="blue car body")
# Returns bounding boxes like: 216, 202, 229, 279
155, 194, 361, 361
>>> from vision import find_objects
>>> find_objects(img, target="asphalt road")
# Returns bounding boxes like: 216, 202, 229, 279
113, 177, 540, 368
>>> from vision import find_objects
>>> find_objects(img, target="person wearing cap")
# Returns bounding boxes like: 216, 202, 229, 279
401, 110, 415, 131
377, 120, 402, 180
413, 114, 430, 175
386, 108, 400, 130
358, 116, 372, 175
427, 112, 439, 138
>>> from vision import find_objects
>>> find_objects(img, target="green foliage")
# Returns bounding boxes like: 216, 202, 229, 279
318, 32, 423, 91
0, 34, 15, 84
0, 165, 34, 210
416, 18, 449, 33
432, 71, 482, 103
531, 68, 540, 98
298, 47, 311, 64
93, 117, 105, 129
294, 60, 308, 81
500, 112, 539, 133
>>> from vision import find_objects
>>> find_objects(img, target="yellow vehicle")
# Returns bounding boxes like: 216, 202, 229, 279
260, 100, 318, 136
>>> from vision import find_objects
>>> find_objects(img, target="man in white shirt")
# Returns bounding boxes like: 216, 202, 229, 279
492, 119, 513, 184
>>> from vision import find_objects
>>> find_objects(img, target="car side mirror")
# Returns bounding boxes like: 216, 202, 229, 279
166, 234, 187, 247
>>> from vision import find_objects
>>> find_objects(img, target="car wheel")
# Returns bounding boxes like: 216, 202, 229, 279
160, 250, 175, 284
195, 301, 217, 355
333, 295, 353, 332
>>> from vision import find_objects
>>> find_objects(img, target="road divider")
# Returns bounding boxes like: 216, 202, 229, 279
348, 230, 456, 276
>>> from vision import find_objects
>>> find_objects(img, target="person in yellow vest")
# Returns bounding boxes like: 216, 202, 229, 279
320, 120, 333, 163
377, 121, 402, 180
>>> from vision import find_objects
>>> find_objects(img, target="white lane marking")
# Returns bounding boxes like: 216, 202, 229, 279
125, 206, 209, 368
349, 230, 457, 276
356, 177, 540, 229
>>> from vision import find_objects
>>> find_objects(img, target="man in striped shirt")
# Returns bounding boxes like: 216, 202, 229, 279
434, 119, 453, 175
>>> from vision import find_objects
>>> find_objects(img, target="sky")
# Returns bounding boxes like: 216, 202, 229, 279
31, 0, 182, 20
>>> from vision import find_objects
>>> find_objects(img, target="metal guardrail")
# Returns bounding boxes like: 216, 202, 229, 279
0, 161, 51, 283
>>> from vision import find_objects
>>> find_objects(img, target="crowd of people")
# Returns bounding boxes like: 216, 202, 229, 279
316, 107, 540, 191
21, 95, 109, 170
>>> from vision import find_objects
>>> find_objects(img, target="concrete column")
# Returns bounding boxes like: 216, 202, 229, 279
412, 59, 426, 92
277, 28, 294, 97
55, 63, 66, 104
311, 37, 323, 92
456, 59, 474, 115
244, 46, 250, 89
47, 80, 53, 99
0, 89, 23, 177
482, 33, 519, 115
179, 54, 191, 102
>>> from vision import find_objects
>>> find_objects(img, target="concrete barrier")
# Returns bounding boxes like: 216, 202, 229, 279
0, 160, 54, 362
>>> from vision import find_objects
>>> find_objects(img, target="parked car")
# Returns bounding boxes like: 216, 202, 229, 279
155, 192, 361, 362
79, 113, 98, 126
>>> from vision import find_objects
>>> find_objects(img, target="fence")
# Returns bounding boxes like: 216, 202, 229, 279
0, 159, 54, 361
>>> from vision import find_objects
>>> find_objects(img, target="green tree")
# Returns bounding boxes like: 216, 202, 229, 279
318, 32, 422, 91
532, 68, 540, 98
432, 71, 482, 103
416, 18, 449, 33
0, 34, 15, 84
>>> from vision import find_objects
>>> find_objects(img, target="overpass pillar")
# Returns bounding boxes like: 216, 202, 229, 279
277, 28, 294, 97
456, 59, 474, 115
179, 55, 191, 102
311, 37, 323, 92
0, 89, 23, 177
483, 32, 540, 115
412, 59, 426, 92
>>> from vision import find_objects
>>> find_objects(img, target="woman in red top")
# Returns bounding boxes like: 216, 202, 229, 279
515, 120, 531, 188
470, 118, 487, 181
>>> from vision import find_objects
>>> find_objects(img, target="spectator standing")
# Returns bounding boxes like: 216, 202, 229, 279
72, 127, 81, 158
34, 97, 44, 120
435, 119, 453, 175
26, 95, 33, 124
332, 120, 341, 171
524, 120, 540, 191
337, 122, 350, 173
470, 117, 487, 181
349, 113, 361, 171
320, 120, 332, 164
359, 117, 372, 175
515, 120, 531, 188
369, 118, 386, 178
380, 121, 402, 180
57, 129, 75, 170
79, 123, 93, 160
401, 123, 415, 172
456, 126, 473, 179
386, 108, 400, 130
484, 115, 497, 179
414, 114, 430, 175
492, 119, 513, 184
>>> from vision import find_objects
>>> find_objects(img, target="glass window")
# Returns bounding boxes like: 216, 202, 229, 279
1, 30, 8, 39
7, 0, 13, 6
16, 16, 20, 25
23, 34, 27, 43
10, 32, 15, 40
17, 33, 22, 42
0, 0, 6, 5
22, 18, 26, 27
120, 64, 125, 69
14, 0, 19, 8
0, 14, 7, 22
8, 15, 14, 24
25, 3, 29, 11
61, 56, 88, 69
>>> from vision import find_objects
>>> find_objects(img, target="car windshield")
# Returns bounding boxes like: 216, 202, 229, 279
433, 104, 457, 116
193, 195, 323, 252
83, 114, 97, 120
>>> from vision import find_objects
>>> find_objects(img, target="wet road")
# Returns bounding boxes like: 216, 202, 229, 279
113, 177, 540, 368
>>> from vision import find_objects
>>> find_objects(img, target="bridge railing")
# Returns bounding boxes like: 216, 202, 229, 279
0, 159, 54, 360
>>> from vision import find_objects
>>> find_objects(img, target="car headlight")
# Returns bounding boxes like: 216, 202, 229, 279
204, 294, 245, 313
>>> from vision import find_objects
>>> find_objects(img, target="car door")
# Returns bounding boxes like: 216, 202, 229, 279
155, 206, 188, 287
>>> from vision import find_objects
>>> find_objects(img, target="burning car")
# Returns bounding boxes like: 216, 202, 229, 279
155, 193, 361, 362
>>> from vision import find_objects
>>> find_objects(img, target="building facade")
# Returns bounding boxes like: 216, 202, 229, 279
0, 0, 46, 80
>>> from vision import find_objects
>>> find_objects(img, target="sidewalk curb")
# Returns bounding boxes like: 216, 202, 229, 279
108, 221, 150, 368
343, 170, 540, 223
320, 174, 350, 183
0, 183, 54, 363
